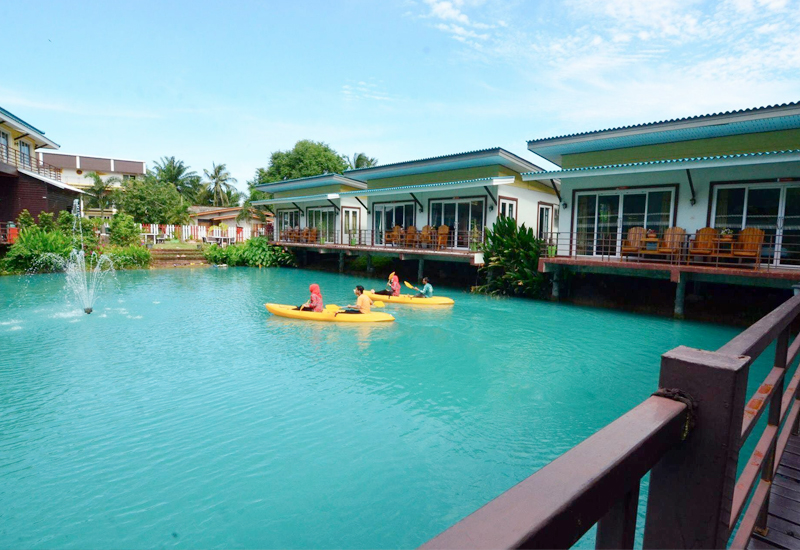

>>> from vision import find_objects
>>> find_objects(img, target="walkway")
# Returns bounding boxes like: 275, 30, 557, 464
750, 433, 800, 549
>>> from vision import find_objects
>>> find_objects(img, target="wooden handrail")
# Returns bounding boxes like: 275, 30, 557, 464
0, 144, 63, 181
420, 396, 688, 549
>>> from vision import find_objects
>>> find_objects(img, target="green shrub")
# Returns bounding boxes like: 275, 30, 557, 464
3, 226, 73, 273
203, 238, 295, 267
109, 213, 141, 247
57, 210, 75, 233
106, 245, 151, 269
474, 216, 548, 298
16, 209, 35, 230
203, 244, 228, 265
37, 212, 56, 233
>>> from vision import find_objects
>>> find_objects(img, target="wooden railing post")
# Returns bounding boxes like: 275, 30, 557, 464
643, 346, 750, 549
596, 482, 640, 549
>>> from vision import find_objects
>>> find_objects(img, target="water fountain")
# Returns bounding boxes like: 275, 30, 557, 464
37, 200, 115, 314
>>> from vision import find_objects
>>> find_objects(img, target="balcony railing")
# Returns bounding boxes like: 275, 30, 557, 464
539, 229, 800, 270
274, 227, 485, 252
0, 145, 62, 181
422, 292, 800, 549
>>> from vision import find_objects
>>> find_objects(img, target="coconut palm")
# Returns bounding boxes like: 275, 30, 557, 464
151, 156, 200, 200
203, 163, 238, 207
84, 171, 121, 219
345, 152, 378, 170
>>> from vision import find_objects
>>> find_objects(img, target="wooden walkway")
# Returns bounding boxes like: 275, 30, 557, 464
749, 433, 800, 549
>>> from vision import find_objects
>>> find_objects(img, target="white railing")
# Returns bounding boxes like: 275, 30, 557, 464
138, 224, 256, 245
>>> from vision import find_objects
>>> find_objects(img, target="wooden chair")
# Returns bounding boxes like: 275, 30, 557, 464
309, 227, 318, 243
733, 227, 765, 267
388, 225, 402, 246
690, 227, 718, 258
420, 225, 433, 248
621, 227, 645, 259
657, 227, 686, 260
300, 228, 310, 243
405, 226, 419, 247
437, 225, 450, 249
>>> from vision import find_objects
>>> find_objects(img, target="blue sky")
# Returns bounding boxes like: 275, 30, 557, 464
2, 0, 799, 190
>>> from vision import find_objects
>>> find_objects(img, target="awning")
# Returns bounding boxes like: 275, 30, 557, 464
520, 149, 800, 181
252, 176, 516, 206
19, 169, 84, 193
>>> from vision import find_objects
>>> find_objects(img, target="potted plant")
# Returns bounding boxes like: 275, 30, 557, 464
720, 228, 734, 241
469, 220, 481, 251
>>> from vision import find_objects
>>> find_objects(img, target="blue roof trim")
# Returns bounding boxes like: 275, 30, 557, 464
338, 176, 503, 195
344, 147, 540, 174
527, 101, 800, 144
255, 172, 347, 187
521, 149, 800, 177
0, 106, 47, 136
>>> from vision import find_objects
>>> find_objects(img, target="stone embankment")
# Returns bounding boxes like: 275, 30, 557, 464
150, 248, 209, 268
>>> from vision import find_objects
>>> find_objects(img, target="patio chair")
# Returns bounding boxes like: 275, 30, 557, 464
437, 225, 450, 249
420, 225, 433, 248
301, 228, 311, 243
310, 227, 319, 243
733, 227, 765, 267
388, 225, 402, 246
621, 227, 645, 259
690, 227, 718, 257
657, 227, 686, 260
405, 226, 419, 248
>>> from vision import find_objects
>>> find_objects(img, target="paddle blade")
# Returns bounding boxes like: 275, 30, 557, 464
373, 301, 385, 308
388, 271, 395, 282
403, 281, 415, 289
325, 304, 340, 312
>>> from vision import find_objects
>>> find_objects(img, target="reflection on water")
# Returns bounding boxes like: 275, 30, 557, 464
0, 268, 762, 549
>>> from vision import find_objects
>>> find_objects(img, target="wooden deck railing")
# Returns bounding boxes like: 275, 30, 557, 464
421, 293, 800, 549
0, 145, 63, 181
274, 228, 485, 252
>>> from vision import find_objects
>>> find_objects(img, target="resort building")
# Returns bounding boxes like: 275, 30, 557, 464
0, 106, 82, 242
188, 205, 272, 238
522, 101, 800, 315
38, 152, 146, 220
252, 148, 559, 270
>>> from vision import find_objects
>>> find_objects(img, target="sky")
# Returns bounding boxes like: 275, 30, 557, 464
2, 0, 799, 191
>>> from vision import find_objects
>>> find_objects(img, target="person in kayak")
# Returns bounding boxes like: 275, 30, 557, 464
341, 285, 372, 314
414, 277, 433, 298
299, 283, 324, 312
373, 274, 400, 296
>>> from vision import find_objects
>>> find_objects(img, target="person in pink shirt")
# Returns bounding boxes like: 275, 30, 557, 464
373, 274, 401, 297
299, 283, 324, 312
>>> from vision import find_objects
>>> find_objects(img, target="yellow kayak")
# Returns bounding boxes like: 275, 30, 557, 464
364, 292, 454, 306
265, 303, 395, 323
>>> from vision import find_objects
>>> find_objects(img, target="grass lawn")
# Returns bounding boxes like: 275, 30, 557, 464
152, 241, 204, 250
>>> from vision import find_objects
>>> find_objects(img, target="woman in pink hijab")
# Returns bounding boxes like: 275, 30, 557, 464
300, 283, 324, 312
373, 274, 401, 297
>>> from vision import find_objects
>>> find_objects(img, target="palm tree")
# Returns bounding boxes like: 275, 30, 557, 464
203, 163, 238, 207
345, 152, 378, 170
151, 156, 200, 200
84, 171, 121, 219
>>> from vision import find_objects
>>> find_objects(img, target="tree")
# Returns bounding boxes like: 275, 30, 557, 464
84, 171, 121, 219
203, 163, 238, 207
151, 156, 201, 201
345, 152, 378, 170
113, 173, 190, 224
258, 140, 348, 183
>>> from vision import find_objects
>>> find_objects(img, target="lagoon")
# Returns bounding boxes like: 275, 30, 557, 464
0, 268, 768, 548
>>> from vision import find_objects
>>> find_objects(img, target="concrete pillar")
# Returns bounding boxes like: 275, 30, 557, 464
674, 276, 686, 318
418, 258, 425, 281
552, 267, 561, 300
338, 252, 345, 273
366, 255, 374, 275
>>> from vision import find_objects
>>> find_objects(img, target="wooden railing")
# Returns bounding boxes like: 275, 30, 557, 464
0, 145, 62, 181
422, 293, 800, 549
274, 228, 485, 252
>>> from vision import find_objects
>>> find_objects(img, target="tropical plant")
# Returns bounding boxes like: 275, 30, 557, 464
113, 173, 190, 224
151, 156, 200, 201
345, 152, 378, 170
37, 212, 56, 233
84, 171, 121, 219
202, 238, 295, 267
109, 213, 141, 247
16, 209, 35, 230
3, 226, 73, 272
203, 163, 238, 207
106, 245, 151, 269
474, 216, 548, 298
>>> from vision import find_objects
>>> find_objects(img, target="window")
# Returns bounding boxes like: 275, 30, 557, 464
373, 202, 415, 245
429, 198, 485, 248
123, 174, 138, 181
538, 204, 555, 240
18, 140, 31, 168
278, 210, 301, 234
499, 198, 517, 219
0, 131, 8, 162
307, 207, 336, 243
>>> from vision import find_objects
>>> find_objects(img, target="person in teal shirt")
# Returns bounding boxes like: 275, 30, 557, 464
415, 277, 433, 298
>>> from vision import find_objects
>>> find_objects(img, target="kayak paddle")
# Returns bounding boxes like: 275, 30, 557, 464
404, 281, 420, 291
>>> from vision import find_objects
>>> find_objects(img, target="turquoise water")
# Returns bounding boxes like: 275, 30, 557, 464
0, 268, 770, 548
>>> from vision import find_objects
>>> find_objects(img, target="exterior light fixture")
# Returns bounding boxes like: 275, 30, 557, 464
561, 202, 568, 210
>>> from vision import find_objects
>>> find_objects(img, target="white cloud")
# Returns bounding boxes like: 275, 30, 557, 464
424, 0, 470, 24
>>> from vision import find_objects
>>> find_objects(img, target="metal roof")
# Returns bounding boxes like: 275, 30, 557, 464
254, 173, 367, 193
0, 106, 59, 149
520, 149, 800, 180
343, 147, 542, 179
252, 176, 516, 206
19, 169, 84, 194
526, 101, 800, 165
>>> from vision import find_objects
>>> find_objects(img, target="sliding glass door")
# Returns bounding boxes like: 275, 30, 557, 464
430, 198, 484, 249
307, 207, 336, 243
373, 203, 414, 245
574, 188, 674, 257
